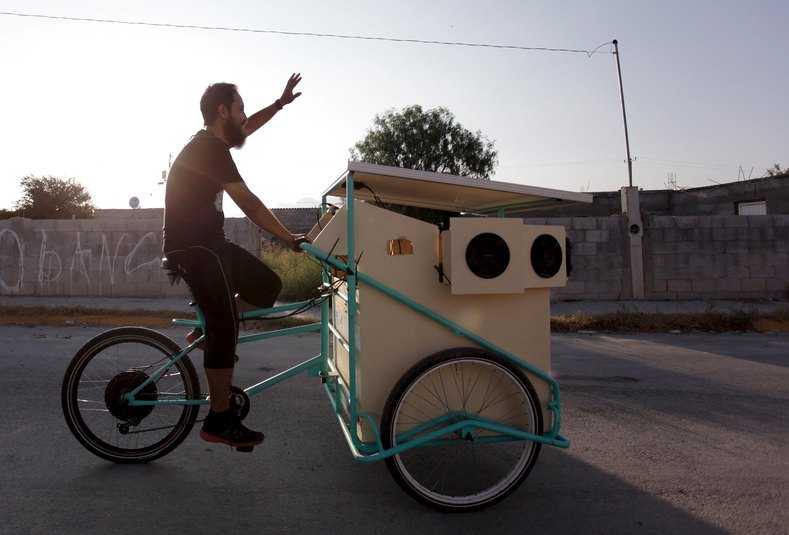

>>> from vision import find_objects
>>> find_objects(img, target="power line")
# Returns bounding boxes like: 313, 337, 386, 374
503, 158, 623, 168
0, 11, 612, 57
636, 157, 770, 172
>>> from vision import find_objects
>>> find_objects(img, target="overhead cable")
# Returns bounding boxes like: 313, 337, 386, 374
0, 11, 612, 57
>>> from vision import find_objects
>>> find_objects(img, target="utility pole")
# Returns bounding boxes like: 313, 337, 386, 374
613, 39, 633, 188
613, 40, 644, 298
159, 153, 172, 185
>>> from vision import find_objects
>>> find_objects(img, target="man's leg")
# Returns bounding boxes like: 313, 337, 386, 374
180, 245, 239, 384
172, 245, 263, 447
205, 368, 233, 412
230, 242, 283, 308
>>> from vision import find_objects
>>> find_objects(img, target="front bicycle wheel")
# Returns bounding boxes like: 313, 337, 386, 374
62, 327, 201, 463
381, 348, 543, 512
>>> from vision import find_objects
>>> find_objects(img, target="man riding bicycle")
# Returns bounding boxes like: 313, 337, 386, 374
163, 74, 306, 449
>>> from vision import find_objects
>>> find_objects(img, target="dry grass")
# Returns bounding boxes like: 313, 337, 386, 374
1, 304, 787, 333
551, 307, 789, 333
0, 305, 317, 331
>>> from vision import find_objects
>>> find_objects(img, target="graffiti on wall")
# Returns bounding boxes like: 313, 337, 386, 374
0, 227, 162, 295
0, 228, 24, 294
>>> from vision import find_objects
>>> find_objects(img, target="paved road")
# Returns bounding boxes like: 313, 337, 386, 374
1, 325, 787, 534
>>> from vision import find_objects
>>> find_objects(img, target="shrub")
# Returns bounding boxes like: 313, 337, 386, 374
262, 247, 324, 301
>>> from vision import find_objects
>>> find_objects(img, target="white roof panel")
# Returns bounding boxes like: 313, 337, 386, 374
324, 162, 593, 213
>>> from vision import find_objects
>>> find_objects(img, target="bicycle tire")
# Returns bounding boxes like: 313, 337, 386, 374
62, 327, 201, 463
381, 348, 543, 512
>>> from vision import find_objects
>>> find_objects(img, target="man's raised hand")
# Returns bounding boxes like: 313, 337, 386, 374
280, 73, 302, 106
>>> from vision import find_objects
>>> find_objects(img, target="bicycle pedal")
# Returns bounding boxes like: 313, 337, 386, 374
236, 445, 254, 453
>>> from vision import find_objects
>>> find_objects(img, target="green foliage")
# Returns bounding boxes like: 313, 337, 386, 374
14, 175, 95, 219
350, 105, 497, 225
350, 105, 498, 179
765, 163, 785, 177
262, 247, 324, 301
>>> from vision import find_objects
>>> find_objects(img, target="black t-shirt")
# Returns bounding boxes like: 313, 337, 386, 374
163, 130, 244, 250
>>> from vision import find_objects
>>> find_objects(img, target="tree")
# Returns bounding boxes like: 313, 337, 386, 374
350, 105, 498, 179
14, 175, 95, 219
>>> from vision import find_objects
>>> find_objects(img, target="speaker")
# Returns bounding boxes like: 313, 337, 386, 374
443, 218, 568, 294
522, 224, 568, 288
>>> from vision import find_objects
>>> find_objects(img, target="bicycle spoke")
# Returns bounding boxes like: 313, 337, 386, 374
62, 328, 200, 463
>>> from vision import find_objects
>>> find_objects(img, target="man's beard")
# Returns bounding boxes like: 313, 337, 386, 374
223, 121, 247, 149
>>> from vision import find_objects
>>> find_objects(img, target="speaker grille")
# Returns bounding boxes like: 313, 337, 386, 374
465, 232, 510, 279
531, 234, 563, 278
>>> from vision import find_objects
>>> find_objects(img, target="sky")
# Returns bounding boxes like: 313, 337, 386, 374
1, 1, 787, 215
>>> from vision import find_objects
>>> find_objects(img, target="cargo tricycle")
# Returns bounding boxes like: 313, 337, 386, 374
62, 162, 591, 511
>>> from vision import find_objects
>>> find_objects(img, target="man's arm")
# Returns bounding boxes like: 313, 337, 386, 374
224, 181, 304, 252
243, 73, 303, 137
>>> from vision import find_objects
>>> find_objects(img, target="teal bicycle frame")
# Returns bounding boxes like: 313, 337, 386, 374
122, 169, 570, 462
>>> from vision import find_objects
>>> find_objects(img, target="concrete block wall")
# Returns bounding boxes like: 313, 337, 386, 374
0, 216, 259, 298
644, 215, 789, 299
2, 212, 787, 301
522, 213, 789, 301
523, 215, 629, 300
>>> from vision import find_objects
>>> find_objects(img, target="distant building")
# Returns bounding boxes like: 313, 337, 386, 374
511, 173, 789, 218
269, 206, 322, 236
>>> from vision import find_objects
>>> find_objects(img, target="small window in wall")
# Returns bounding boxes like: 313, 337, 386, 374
736, 200, 767, 215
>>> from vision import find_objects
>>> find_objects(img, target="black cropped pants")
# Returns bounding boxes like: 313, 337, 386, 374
164, 241, 282, 369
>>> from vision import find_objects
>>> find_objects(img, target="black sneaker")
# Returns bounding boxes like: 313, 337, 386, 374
199, 409, 264, 448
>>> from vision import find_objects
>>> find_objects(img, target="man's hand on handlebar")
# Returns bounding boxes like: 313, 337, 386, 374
290, 234, 310, 253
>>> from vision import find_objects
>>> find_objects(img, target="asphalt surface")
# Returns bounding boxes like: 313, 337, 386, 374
1, 315, 787, 534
